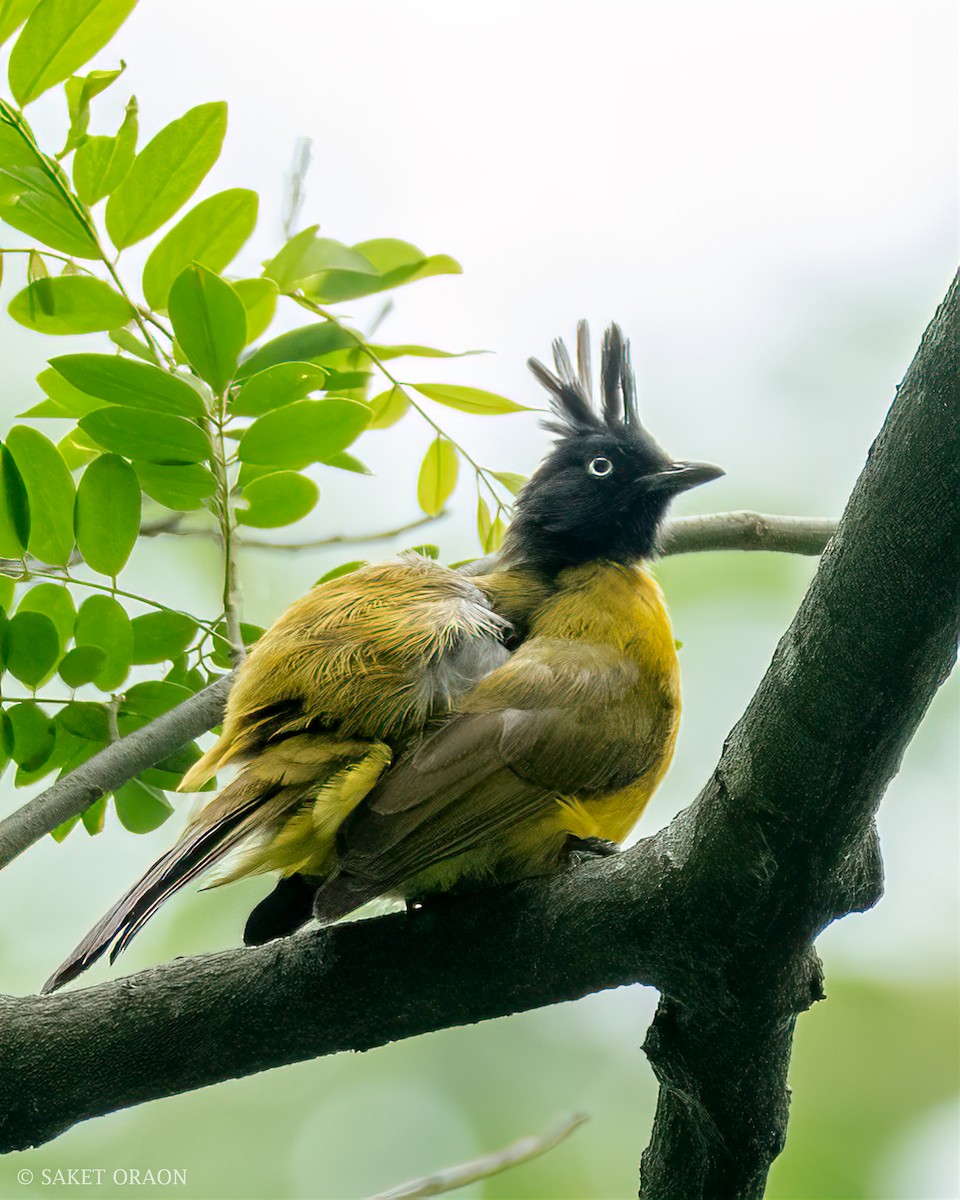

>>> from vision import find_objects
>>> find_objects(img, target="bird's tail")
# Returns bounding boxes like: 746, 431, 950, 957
42, 774, 283, 994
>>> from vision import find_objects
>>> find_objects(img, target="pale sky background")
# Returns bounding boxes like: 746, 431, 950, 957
0, 3, 957, 1196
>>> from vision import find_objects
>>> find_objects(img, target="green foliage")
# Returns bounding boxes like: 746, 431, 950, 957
141, 188, 257, 312
417, 437, 458, 516
104, 101, 227, 248
168, 262, 245, 393
74, 452, 139, 575
7, 0, 136, 105
8, 274, 132, 332
0, 0, 527, 841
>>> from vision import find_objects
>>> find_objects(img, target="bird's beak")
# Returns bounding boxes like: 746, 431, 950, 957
646, 461, 725, 494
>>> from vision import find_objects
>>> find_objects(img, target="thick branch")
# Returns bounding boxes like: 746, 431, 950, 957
0, 513, 834, 872
0, 675, 234, 871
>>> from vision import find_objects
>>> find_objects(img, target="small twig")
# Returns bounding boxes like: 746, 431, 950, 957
660, 512, 837, 556
139, 514, 188, 538
365, 1113, 589, 1200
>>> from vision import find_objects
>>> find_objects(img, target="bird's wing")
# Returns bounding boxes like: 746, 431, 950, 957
180, 556, 510, 791
315, 636, 663, 920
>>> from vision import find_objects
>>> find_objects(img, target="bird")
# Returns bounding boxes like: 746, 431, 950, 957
43, 322, 722, 993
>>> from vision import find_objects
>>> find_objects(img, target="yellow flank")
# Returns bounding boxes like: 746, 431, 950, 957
537, 560, 680, 844
211, 743, 392, 886
184, 557, 679, 902
399, 560, 681, 898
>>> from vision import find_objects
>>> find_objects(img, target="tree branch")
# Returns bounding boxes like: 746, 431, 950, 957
367, 1113, 588, 1199
0, 675, 234, 871
659, 511, 836, 556
0, 512, 836, 873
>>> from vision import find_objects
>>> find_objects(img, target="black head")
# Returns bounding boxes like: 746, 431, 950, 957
501, 322, 723, 571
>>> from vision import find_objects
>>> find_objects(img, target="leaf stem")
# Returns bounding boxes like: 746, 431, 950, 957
291, 294, 508, 509
0, 247, 97, 276
98, 254, 166, 364
13, 567, 220, 637
210, 402, 245, 665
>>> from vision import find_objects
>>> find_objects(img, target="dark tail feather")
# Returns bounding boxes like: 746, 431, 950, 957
312, 871, 378, 925
243, 872, 318, 945
42, 795, 265, 993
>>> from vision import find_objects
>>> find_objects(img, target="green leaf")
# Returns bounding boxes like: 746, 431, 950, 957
413, 383, 529, 415
262, 226, 378, 291
36, 365, 108, 416
61, 62, 124, 156
492, 470, 527, 496
50, 814, 80, 841
17, 580, 74, 648
80, 793, 107, 833
417, 437, 458, 516
168, 264, 246, 393
238, 398, 370, 469
316, 560, 366, 585
8, 0, 135, 104
233, 277, 277, 345
237, 470, 318, 529
0, 0, 39, 47
368, 384, 410, 430
74, 593, 131, 688
57, 643, 104, 686
75, 453, 140, 575
7, 275, 133, 334
105, 100, 227, 248
367, 343, 482, 362
72, 93, 136, 205
56, 428, 99, 470
477, 496, 492, 551
0, 99, 99, 256
142, 188, 258, 311
235, 321, 356, 380
7, 700, 55, 768
58, 698, 111, 739
0, 574, 15, 613
5, 425, 75, 564
79, 408, 210, 464
130, 610, 197, 663
51, 354, 206, 416
119, 679, 191, 721
476, 496, 505, 553
134, 461, 216, 510
210, 620, 263, 669
302, 238, 462, 304
6, 610, 59, 685
114, 777, 173, 832
0, 443, 30, 556
321, 450, 370, 475
231, 361, 327, 418
108, 325, 158, 365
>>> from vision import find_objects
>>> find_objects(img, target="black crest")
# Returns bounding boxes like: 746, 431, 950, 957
528, 321, 641, 437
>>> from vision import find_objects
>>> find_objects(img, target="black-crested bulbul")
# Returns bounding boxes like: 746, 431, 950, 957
44, 322, 721, 992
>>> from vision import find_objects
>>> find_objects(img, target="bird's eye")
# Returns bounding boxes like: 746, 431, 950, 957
587, 456, 614, 478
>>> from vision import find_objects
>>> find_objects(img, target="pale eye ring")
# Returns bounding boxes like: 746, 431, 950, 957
587, 456, 614, 477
